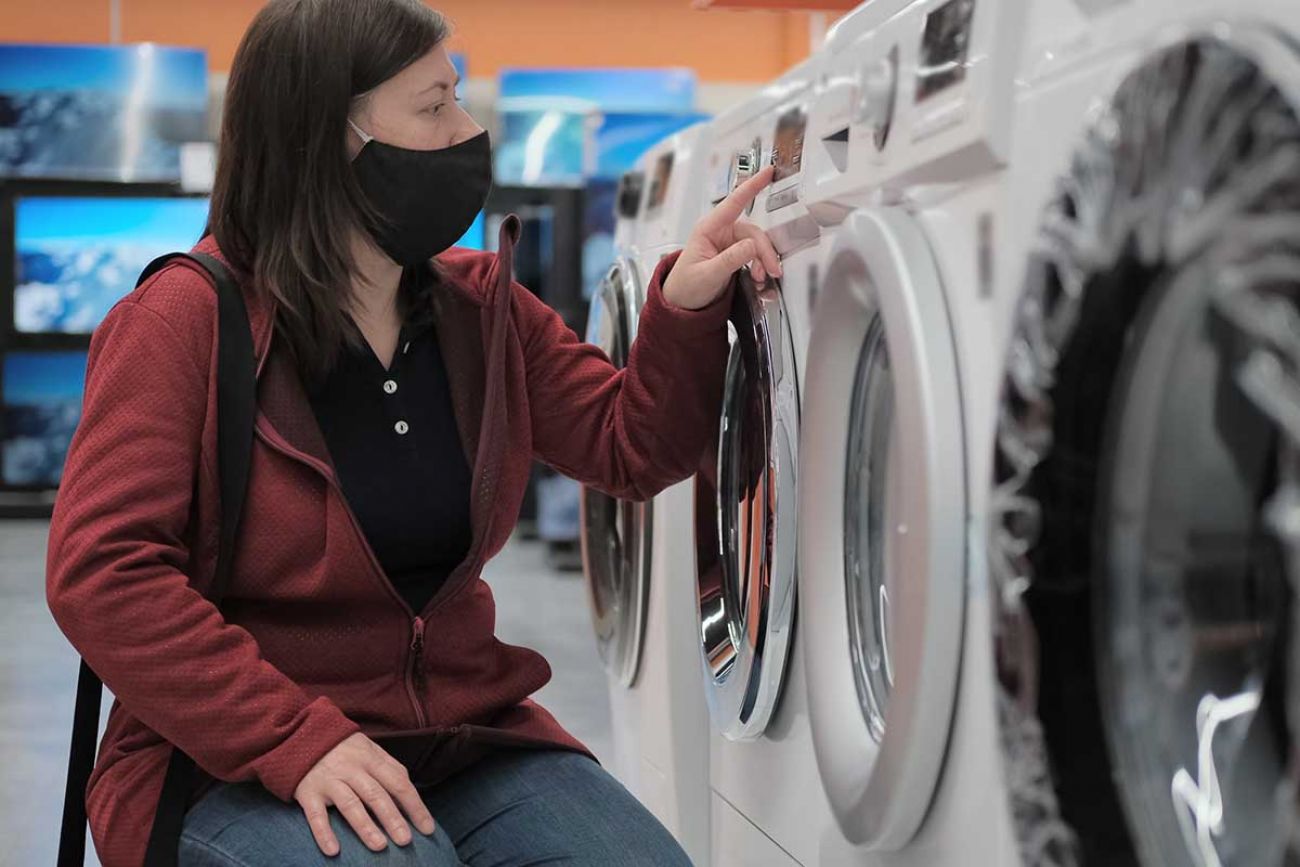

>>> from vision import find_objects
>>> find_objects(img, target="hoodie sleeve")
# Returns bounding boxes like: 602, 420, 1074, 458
520, 250, 733, 502
45, 294, 359, 801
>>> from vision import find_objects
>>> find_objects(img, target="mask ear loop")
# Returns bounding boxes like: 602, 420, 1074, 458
347, 118, 374, 145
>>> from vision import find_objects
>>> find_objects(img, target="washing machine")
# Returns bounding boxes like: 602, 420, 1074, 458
690, 51, 886, 866
795, 0, 1028, 864
580, 122, 716, 866
980, 3, 1300, 865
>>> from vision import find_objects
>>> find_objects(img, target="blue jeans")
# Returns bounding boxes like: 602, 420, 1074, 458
179, 749, 693, 866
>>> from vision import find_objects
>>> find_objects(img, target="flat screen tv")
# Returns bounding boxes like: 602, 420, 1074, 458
0, 44, 208, 182
454, 209, 485, 251
13, 194, 210, 334
1, 349, 87, 488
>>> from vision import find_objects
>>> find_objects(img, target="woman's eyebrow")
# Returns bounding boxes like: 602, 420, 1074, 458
418, 74, 461, 96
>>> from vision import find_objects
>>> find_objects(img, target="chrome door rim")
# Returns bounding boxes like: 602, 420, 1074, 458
694, 273, 800, 740
798, 209, 965, 848
581, 258, 652, 687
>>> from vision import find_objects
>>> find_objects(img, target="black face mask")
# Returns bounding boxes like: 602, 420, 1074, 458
349, 120, 493, 266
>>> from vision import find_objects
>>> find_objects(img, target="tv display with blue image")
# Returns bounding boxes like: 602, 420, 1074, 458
498, 68, 696, 114
593, 112, 709, 181
0, 44, 208, 182
495, 107, 593, 187
14, 195, 211, 334
2, 350, 87, 488
454, 210, 485, 251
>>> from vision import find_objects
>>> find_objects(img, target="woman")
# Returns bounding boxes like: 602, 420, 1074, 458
46, 0, 781, 864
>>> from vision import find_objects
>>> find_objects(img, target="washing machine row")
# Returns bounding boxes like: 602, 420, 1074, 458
579, 123, 716, 866
578, 1, 1300, 865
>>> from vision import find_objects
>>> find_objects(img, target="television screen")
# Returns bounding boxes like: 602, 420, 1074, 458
2, 350, 87, 488
498, 68, 696, 114
0, 44, 208, 182
454, 210, 485, 251
14, 195, 210, 334
593, 112, 707, 181
583, 179, 618, 302
495, 106, 592, 187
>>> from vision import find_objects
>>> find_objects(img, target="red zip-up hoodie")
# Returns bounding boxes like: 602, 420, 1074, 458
45, 217, 731, 867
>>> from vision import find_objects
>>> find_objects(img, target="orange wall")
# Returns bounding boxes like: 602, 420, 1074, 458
3, 0, 110, 44
1, 0, 820, 81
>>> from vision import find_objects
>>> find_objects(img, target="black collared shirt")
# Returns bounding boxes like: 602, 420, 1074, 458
307, 310, 473, 615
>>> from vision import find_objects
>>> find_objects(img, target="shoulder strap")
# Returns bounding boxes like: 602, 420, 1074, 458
57, 252, 257, 867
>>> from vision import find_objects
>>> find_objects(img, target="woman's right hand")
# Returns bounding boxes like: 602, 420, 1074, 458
293, 732, 437, 856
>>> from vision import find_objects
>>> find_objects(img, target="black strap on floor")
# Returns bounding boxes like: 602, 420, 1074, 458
57, 251, 257, 867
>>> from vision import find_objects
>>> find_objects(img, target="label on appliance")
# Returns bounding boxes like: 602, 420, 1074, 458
765, 186, 800, 212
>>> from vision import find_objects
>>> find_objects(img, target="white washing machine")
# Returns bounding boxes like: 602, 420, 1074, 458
691, 54, 885, 867
981, 3, 1300, 865
797, 0, 1027, 864
580, 123, 716, 867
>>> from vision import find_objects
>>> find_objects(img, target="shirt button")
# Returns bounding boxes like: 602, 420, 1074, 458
383, 379, 398, 394
395, 420, 409, 435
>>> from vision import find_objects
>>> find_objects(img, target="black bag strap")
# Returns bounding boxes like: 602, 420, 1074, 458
57, 251, 257, 867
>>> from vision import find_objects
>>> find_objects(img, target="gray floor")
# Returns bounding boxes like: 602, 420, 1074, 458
0, 520, 612, 867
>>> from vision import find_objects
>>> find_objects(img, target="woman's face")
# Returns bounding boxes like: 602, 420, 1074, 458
347, 43, 483, 157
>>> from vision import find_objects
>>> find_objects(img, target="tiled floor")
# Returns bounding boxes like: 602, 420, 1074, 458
0, 520, 612, 867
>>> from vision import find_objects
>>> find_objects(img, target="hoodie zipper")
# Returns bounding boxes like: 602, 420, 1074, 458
248, 225, 514, 731
407, 617, 427, 728
254, 422, 439, 729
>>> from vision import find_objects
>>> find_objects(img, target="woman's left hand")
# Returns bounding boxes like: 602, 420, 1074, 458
662, 164, 783, 310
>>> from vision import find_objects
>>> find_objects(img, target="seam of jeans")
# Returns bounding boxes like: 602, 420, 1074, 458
178, 831, 260, 867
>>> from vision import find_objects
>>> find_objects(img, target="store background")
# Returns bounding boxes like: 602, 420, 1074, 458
0, 1, 848, 864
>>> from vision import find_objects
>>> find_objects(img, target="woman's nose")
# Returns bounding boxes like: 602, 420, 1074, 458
451, 104, 485, 146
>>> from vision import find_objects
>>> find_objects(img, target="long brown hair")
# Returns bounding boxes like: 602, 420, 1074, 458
209, 0, 449, 385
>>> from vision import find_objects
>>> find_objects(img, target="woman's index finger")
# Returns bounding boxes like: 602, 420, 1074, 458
700, 164, 776, 233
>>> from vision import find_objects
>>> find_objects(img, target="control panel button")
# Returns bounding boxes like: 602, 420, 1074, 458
727, 137, 764, 214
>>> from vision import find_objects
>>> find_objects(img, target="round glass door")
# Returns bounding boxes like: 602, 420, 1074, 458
581, 260, 652, 688
799, 208, 964, 849
845, 316, 899, 741
694, 273, 799, 741
989, 30, 1299, 866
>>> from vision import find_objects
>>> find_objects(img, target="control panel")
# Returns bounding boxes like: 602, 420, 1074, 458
705, 83, 821, 256
801, 0, 1030, 225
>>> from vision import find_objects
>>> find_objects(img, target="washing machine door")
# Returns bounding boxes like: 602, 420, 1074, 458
799, 209, 964, 849
581, 257, 651, 687
990, 29, 1297, 867
694, 273, 799, 740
